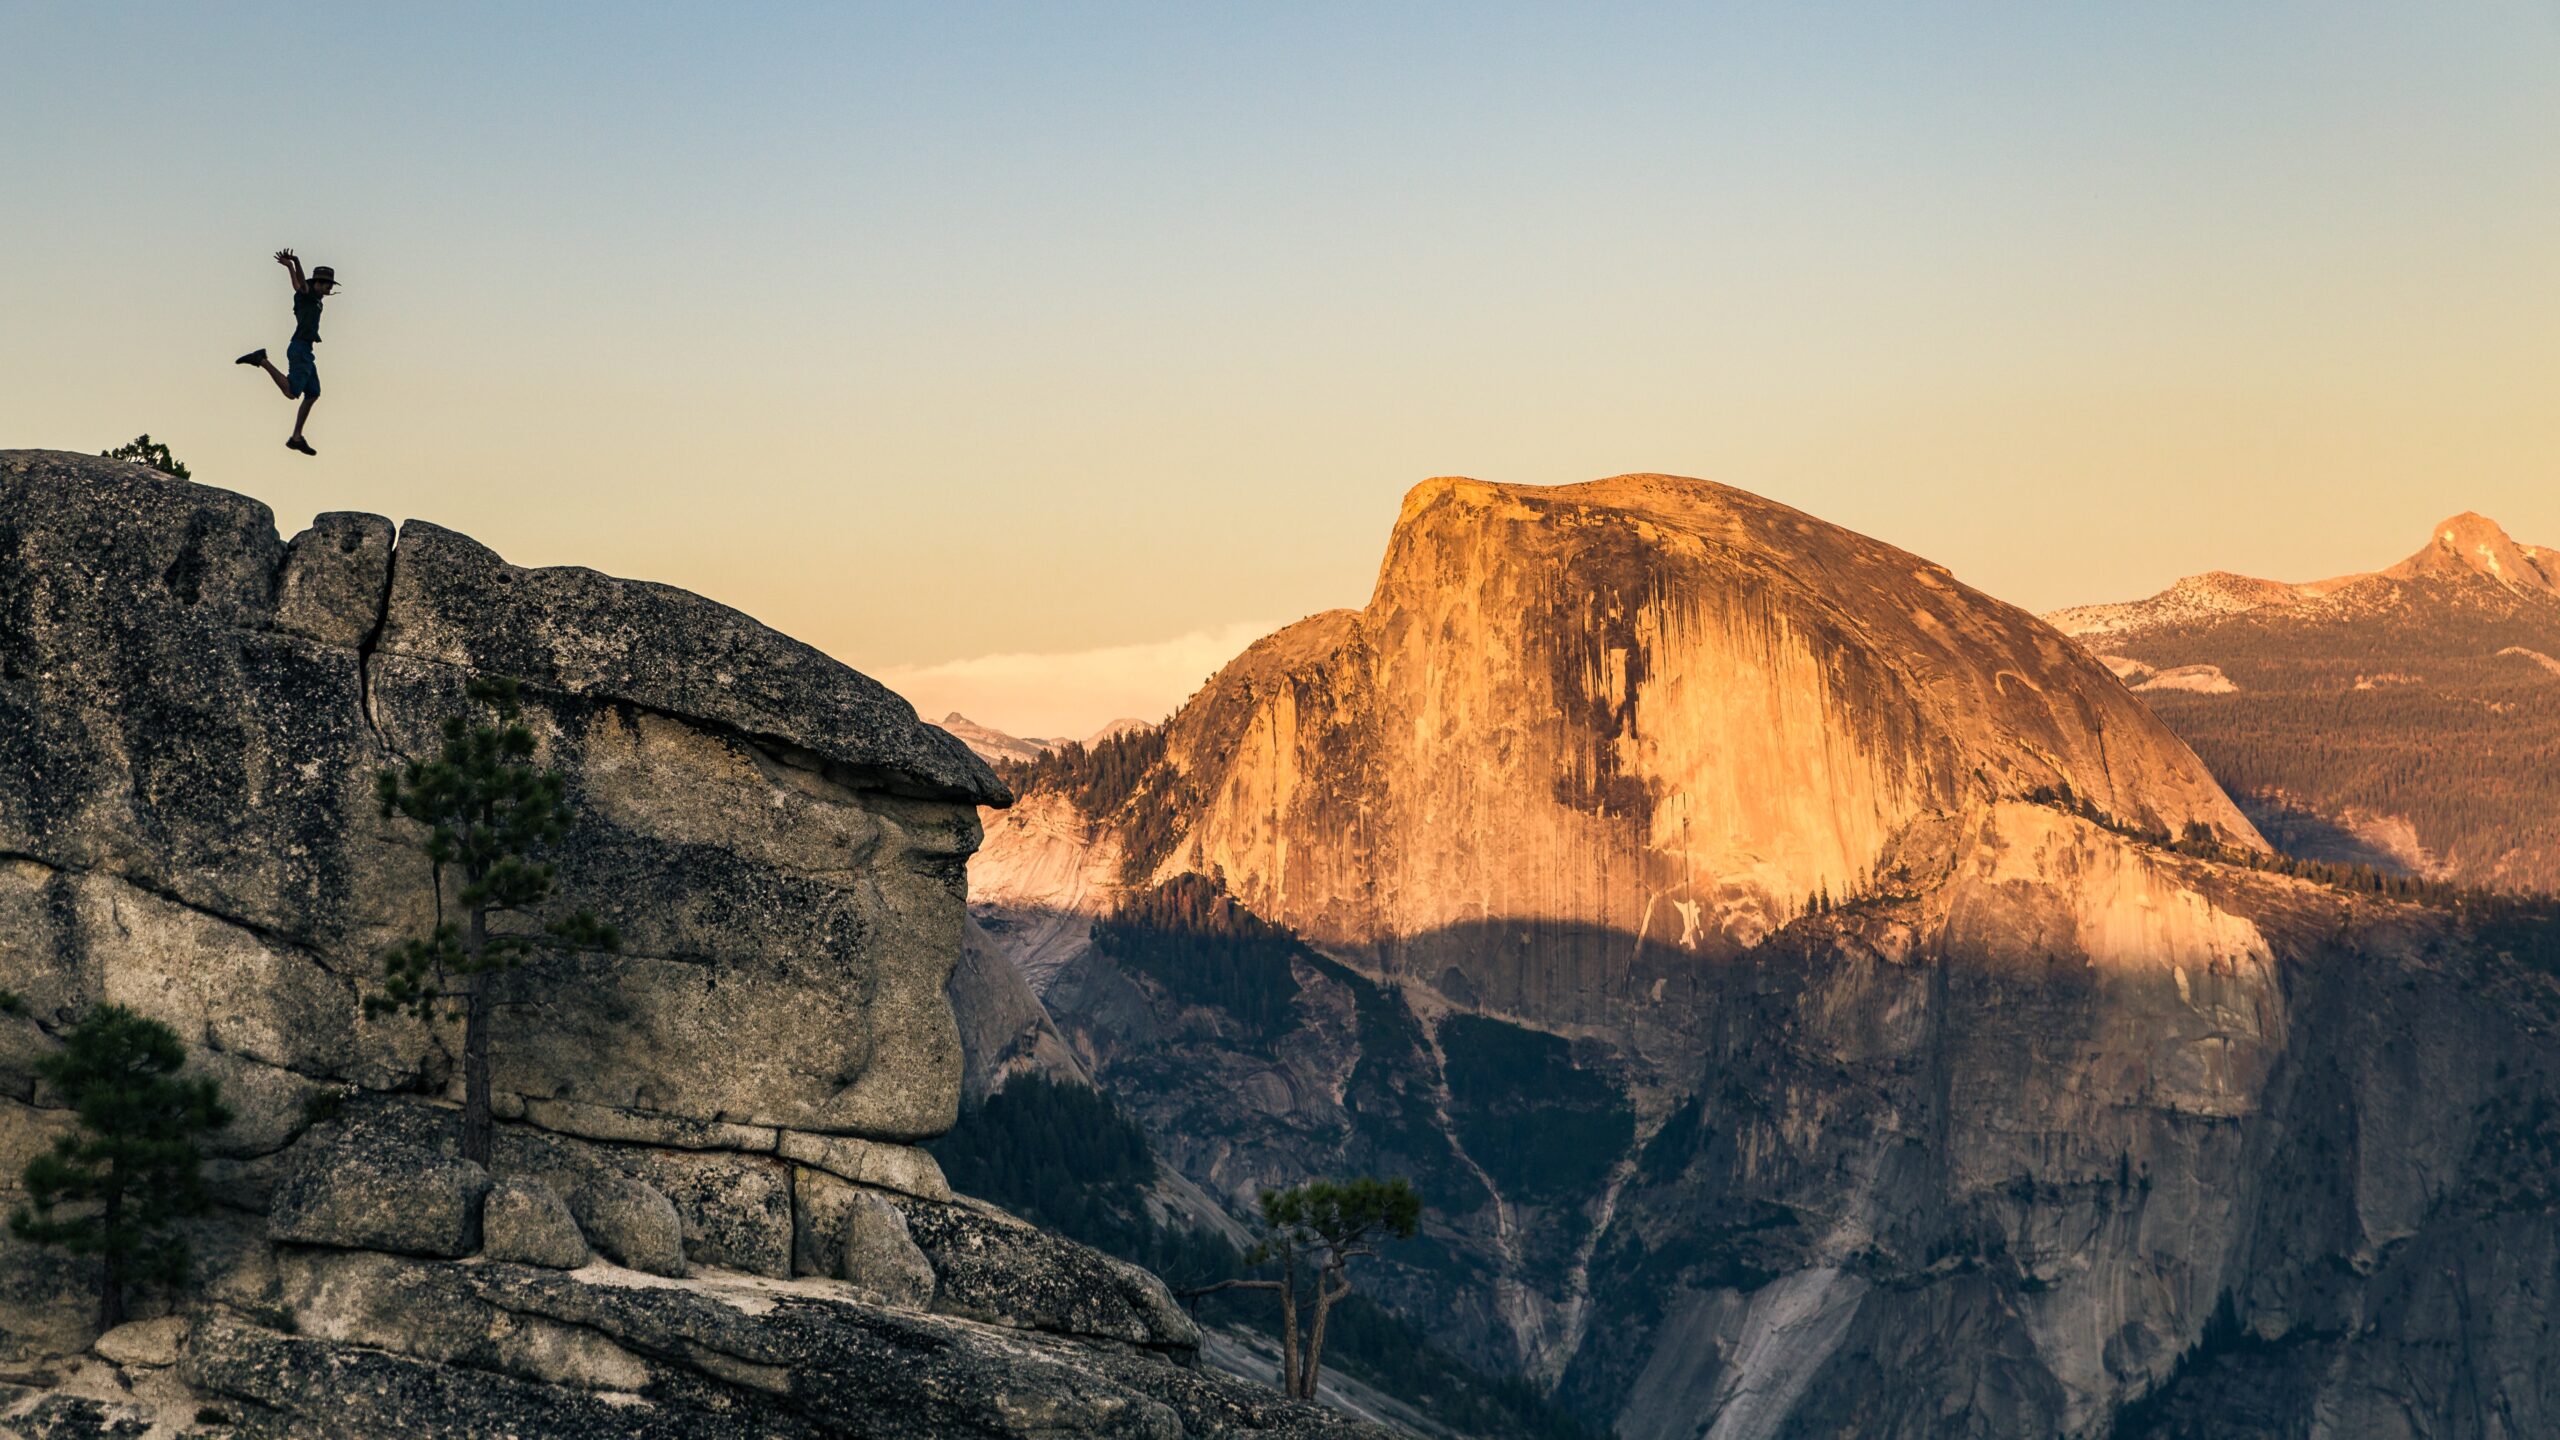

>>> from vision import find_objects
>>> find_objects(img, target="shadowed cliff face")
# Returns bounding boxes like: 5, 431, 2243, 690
1160, 475, 2257, 1013
973, 474, 2560, 1439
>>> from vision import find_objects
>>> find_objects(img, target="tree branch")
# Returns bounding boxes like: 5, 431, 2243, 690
1176, 1278, 1283, 1299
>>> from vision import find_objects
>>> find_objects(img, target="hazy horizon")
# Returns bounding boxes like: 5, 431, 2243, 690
8, 3, 2555, 735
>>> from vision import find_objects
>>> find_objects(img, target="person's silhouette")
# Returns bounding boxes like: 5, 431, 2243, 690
236, 249, 339, 456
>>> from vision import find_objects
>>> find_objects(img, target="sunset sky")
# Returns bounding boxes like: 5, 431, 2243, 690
7, 3, 2555, 736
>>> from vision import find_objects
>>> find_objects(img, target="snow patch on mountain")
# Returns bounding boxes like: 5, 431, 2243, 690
936, 712, 1070, 766
2134, 664, 2237, 695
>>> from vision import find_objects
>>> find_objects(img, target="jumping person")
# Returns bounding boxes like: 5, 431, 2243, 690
236, 249, 339, 456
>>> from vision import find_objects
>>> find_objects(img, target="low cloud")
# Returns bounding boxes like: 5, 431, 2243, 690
872, 619, 1283, 743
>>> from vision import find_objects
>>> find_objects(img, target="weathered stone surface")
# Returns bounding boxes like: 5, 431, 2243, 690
185, 1052, 331, 1163
376, 518, 1004, 806
495, 1125, 791, 1278
775, 1129, 952, 1201
566, 1175, 685, 1278
790, 1167, 935, 1307
893, 1194, 1200, 1352
838, 1193, 936, 1308
0, 1389, 154, 1439
516, 1096, 777, 1152
267, 1101, 489, 1258
479, 1179, 589, 1270
88, 1318, 183, 1370
183, 1256, 1387, 1440
272, 510, 395, 648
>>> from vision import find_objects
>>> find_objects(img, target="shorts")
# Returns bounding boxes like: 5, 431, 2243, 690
286, 340, 321, 399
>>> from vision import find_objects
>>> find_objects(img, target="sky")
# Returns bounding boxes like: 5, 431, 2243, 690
6, 3, 2556, 737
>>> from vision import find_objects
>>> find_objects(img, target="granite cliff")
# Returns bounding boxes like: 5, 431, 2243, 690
0, 450, 1382, 1439
975, 475, 2560, 1437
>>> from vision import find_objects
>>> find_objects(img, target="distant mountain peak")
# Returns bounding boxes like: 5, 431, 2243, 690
1083, 718, 1153, 746
937, 713, 1069, 767
2389, 511, 2559, 595
2050, 510, 2559, 638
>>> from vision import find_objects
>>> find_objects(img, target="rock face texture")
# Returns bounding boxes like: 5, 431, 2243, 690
2048, 510, 2560, 891
1160, 475, 2258, 987
976, 474, 2560, 1438
0, 451, 1378, 1438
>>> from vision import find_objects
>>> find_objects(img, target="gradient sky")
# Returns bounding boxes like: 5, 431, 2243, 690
6, 3, 2556, 735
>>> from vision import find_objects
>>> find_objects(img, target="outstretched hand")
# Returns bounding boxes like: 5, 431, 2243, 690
274, 248, 297, 266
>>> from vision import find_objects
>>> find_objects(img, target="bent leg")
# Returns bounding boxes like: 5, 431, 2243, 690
256, 356, 291, 397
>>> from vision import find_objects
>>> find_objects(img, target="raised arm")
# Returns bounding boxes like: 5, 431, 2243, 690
275, 248, 307, 293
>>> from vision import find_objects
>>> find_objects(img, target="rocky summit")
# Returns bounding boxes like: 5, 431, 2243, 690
0, 450, 1381, 1439
976, 474, 2560, 1438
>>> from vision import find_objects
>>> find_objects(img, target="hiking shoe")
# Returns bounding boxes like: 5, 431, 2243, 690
236, 348, 267, 366
285, 437, 316, 456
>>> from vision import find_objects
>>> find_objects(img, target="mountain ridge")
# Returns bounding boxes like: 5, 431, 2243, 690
2048, 510, 2560, 640
2043, 508, 2560, 891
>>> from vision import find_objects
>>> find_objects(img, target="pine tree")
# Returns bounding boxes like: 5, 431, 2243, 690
9, 1006, 230, 1331
1190, 1177, 1422, 1400
368, 676, 619, 1165
100, 434, 189, 479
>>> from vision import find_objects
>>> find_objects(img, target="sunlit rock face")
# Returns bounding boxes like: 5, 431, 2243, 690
1160, 475, 2257, 1019
975, 473, 2560, 1439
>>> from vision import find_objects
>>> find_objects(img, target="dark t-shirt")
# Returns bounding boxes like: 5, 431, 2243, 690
292, 289, 324, 346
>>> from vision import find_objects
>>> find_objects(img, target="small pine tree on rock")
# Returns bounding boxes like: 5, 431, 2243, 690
1191, 1176, 1422, 1400
9, 1005, 230, 1332
368, 676, 619, 1166
100, 435, 189, 479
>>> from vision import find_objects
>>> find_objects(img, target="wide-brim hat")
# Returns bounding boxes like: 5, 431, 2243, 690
311, 265, 341, 288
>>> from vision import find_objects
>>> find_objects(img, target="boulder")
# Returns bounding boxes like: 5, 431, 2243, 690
267, 1103, 490, 1259
91, 1317, 184, 1369
495, 1127, 791, 1277
566, 1176, 685, 1278
775, 1130, 951, 1201
891, 1195, 1198, 1352
479, 1179, 589, 1270
791, 1168, 934, 1307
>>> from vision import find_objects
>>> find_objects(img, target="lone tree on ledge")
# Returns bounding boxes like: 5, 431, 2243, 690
10, 1005, 230, 1331
369, 676, 618, 1166
1194, 1177, 1422, 1401
100, 434, 189, 479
